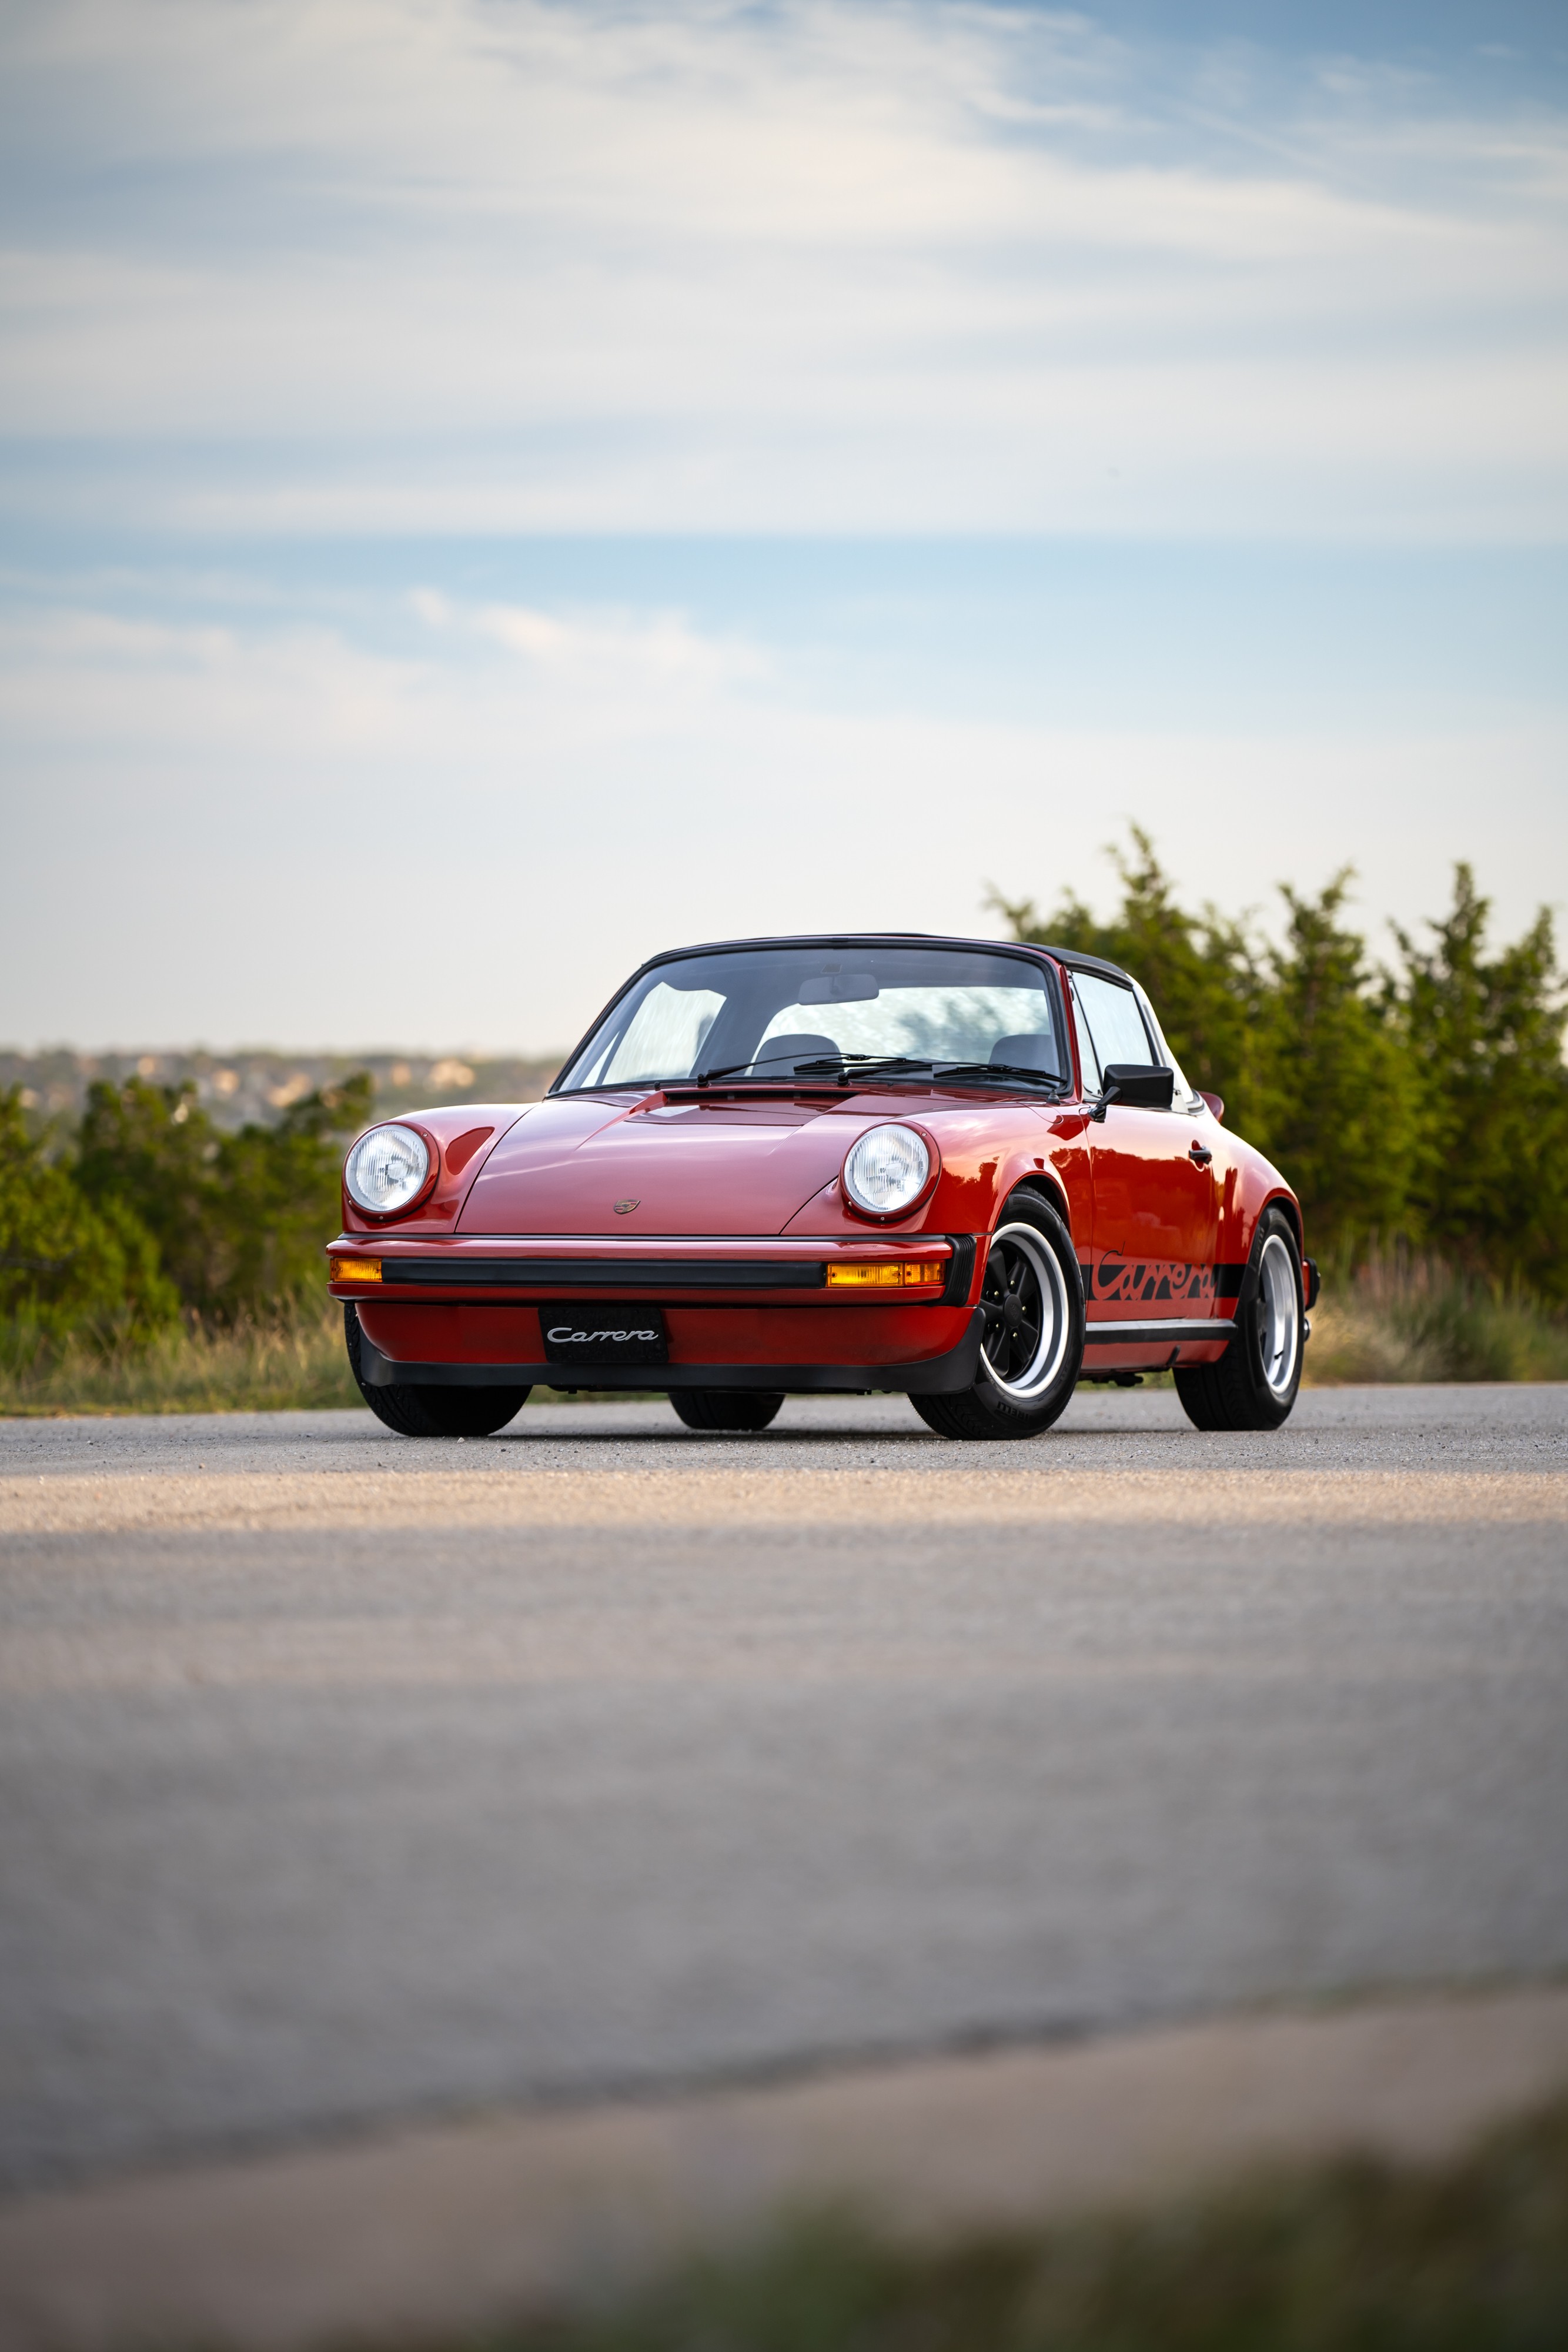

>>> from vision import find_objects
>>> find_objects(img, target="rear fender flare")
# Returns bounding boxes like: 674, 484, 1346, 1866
1222, 1147, 1302, 1271
1265, 1190, 1303, 1258
1239, 1185, 1303, 1277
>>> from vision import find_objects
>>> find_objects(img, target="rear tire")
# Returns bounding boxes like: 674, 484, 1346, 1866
670, 1389, 784, 1432
1174, 1208, 1303, 1432
912, 1194, 1083, 1441
344, 1305, 530, 1437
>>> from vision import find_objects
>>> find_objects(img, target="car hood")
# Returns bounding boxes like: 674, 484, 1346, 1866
457, 1093, 872, 1236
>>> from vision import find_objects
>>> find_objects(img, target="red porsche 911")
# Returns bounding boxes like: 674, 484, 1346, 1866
328, 934, 1316, 1441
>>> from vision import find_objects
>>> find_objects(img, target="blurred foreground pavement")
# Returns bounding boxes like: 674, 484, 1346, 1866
2, 1382, 1564, 2197
2, 1384, 1566, 2345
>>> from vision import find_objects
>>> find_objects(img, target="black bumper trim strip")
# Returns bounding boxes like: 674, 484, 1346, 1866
380, 1257, 829, 1290
356, 1309, 986, 1395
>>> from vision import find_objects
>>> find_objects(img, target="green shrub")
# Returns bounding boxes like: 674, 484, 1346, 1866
1398, 869, 1568, 1301
73, 1071, 372, 1323
0, 1088, 176, 1358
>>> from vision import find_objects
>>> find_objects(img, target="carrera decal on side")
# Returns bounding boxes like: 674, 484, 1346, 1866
1092, 1255, 1219, 1305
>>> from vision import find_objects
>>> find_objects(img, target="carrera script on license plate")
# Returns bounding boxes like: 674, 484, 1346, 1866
539, 1303, 670, 1365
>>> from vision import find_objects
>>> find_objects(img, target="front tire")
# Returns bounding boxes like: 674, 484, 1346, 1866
670, 1389, 784, 1432
344, 1305, 530, 1437
912, 1195, 1083, 1441
1174, 1208, 1303, 1432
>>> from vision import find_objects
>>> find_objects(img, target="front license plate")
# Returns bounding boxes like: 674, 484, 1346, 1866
539, 1302, 669, 1367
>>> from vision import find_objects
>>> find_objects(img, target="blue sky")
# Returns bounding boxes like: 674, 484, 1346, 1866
2, 0, 1565, 1053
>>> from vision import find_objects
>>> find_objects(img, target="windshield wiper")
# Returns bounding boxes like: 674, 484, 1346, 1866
694, 1051, 934, 1085
928, 1061, 1067, 1094
689, 1052, 1065, 1093
693, 1049, 852, 1085
792, 1054, 935, 1078
795, 1054, 1065, 1093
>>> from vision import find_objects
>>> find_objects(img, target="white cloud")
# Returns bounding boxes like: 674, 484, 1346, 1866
1, 0, 1564, 534
465, 600, 764, 693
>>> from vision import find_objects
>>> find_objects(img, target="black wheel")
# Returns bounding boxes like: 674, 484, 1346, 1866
670, 1389, 784, 1432
344, 1305, 530, 1437
1174, 1207, 1303, 1432
912, 1194, 1083, 1441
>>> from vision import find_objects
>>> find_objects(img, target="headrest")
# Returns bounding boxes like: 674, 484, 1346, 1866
754, 1033, 842, 1069
990, 1033, 1057, 1071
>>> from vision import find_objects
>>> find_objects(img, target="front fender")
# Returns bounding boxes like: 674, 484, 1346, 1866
338, 1101, 537, 1238
928, 1106, 1093, 1245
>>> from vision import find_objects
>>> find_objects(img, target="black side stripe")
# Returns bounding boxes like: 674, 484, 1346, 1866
1078, 1258, 1247, 1299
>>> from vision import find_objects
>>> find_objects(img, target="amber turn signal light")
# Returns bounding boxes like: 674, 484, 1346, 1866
330, 1257, 382, 1284
825, 1259, 944, 1289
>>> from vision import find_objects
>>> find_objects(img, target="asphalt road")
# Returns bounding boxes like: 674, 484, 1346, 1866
2, 1384, 1566, 2197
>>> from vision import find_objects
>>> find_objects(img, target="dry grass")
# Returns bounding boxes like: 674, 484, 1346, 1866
1305, 1251, 1568, 1385
0, 1307, 360, 1416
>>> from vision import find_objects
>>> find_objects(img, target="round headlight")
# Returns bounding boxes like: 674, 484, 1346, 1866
345, 1123, 430, 1215
842, 1123, 933, 1218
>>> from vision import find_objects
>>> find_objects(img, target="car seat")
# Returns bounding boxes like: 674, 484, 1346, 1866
753, 1032, 843, 1070
990, 1033, 1058, 1071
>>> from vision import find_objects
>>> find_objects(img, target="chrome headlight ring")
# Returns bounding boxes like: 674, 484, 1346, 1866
344, 1122, 433, 1217
841, 1123, 937, 1220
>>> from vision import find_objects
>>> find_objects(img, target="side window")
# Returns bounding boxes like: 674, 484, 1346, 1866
1069, 978, 1102, 1093
1072, 972, 1156, 1085
1135, 987, 1200, 1112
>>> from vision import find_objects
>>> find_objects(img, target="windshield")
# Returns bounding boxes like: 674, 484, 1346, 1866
556, 944, 1066, 1093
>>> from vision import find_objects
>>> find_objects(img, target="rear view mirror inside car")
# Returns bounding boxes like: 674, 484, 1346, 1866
798, 973, 880, 1004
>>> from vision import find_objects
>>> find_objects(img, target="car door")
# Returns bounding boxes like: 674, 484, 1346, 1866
1069, 968, 1218, 1322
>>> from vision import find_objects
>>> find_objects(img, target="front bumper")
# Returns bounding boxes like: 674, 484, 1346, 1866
333, 1233, 980, 1392
327, 1234, 965, 1299
353, 1307, 988, 1396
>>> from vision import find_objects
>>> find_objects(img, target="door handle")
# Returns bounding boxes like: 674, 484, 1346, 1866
1188, 1141, 1213, 1166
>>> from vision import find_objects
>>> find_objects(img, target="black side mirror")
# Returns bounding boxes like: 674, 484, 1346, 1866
1093, 1063, 1176, 1121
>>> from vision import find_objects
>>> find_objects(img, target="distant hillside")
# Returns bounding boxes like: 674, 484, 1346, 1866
3, 1049, 566, 1134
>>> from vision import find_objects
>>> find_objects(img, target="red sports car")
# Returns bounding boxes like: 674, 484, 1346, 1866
329, 933, 1315, 1441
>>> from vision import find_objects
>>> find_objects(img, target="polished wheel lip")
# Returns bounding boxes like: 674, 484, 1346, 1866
978, 1221, 1071, 1404
1256, 1231, 1301, 1399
